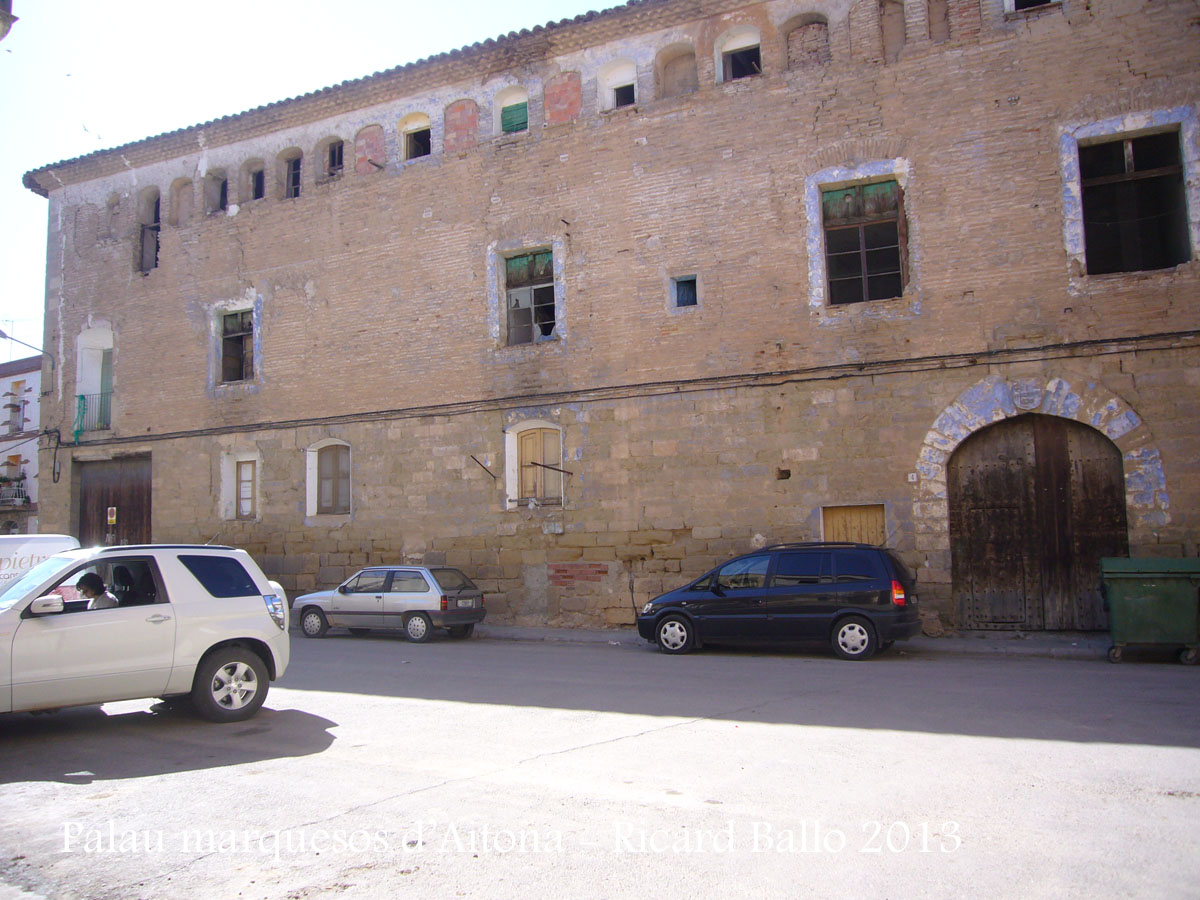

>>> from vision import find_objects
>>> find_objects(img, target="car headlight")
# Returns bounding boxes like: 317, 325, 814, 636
641, 601, 656, 615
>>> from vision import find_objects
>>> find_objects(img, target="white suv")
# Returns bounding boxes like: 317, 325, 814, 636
0, 544, 290, 723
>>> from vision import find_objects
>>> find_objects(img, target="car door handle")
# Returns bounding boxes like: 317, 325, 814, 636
145, 614, 172, 624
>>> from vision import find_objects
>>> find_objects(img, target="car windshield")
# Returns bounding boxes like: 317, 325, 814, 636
0, 556, 78, 612
430, 568, 477, 592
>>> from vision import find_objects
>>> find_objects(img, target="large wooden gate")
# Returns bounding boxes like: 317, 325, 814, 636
78, 456, 152, 546
949, 415, 1128, 631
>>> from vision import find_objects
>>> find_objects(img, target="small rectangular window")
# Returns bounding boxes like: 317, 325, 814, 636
405, 128, 432, 160
518, 428, 563, 504
221, 311, 254, 383
613, 84, 636, 108
723, 46, 761, 81
1013, 0, 1053, 9
501, 101, 529, 134
326, 141, 344, 178
251, 168, 265, 201
317, 444, 350, 514
236, 460, 256, 519
285, 157, 302, 199
505, 251, 555, 345
671, 276, 698, 308
821, 180, 907, 304
1079, 130, 1189, 275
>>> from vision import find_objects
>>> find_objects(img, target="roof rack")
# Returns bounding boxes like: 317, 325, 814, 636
760, 542, 876, 551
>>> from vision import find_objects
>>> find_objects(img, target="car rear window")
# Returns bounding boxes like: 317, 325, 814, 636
429, 568, 478, 591
832, 550, 885, 582
178, 555, 259, 598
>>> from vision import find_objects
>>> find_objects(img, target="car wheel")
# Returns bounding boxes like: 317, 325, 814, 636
832, 616, 877, 661
190, 647, 269, 723
1107, 645, 1124, 664
447, 624, 474, 640
348, 627, 370, 636
300, 608, 329, 638
655, 615, 695, 654
404, 613, 432, 643
1178, 647, 1198, 666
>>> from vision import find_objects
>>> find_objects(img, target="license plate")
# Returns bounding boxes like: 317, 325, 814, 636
457, 598, 475, 608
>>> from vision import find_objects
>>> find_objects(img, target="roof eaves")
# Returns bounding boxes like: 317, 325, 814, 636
22, 1, 661, 198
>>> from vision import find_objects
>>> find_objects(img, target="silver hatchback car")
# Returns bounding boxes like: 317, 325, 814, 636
294, 566, 485, 642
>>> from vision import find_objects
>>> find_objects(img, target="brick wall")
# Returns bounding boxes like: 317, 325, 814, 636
30, 0, 1200, 629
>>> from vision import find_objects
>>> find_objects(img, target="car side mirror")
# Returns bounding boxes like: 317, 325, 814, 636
29, 594, 65, 616
711, 582, 725, 596
338, 585, 348, 594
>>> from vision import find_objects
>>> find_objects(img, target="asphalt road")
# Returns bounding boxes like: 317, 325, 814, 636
2, 632, 1198, 899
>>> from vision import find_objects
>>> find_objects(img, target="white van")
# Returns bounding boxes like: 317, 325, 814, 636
0, 534, 82, 585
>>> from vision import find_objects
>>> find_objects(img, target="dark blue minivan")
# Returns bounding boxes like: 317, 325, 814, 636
636, 542, 920, 660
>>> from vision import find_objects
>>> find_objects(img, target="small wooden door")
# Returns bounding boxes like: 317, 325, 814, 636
823, 504, 887, 545
78, 456, 152, 546
949, 415, 1128, 631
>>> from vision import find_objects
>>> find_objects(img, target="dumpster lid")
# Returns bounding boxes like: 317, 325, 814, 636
1100, 557, 1200, 576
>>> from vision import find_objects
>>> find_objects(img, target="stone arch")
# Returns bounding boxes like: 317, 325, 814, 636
915, 373, 1170, 556
916, 374, 1170, 630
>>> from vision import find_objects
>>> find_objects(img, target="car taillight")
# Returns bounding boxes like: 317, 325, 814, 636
480, 595, 485, 607
440, 595, 448, 611
891, 580, 906, 606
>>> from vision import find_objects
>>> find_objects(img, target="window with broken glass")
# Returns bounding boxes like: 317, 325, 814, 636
326, 140, 344, 178
221, 311, 254, 383
517, 427, 563, 505
284, 156, 302, 199
1079, 130, 1189, 275
723, 45, 761, 81
821, 180, 907, 304
506, 251, 556, 345
405, 128, 431, 160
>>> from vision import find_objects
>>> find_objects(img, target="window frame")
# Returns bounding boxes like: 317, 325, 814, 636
1077, 130, 1190, 275
504, 249, 556, 346
503, 420, 564, 508
220, 310, 255, 384
235, 459, 256, 520
1060, 107, 1199, 285
820, 180, 908, 305
804, 160, 916, 313
306, 439, 351, 517
670, 274, 699, 309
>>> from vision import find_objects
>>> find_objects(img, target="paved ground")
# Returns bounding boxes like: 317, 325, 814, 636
1, 627, 1197, 900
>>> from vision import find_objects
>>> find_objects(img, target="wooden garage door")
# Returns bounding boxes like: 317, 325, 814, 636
948, 415, 1128, 631
78, 456, 152, 546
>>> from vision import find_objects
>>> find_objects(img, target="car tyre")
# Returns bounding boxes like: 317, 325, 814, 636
655, 615, 695, 654
404, 613, 433, 643
447, 624, 474, 640
190, 647, 269, 723
832, 616, 877, 661
1107, 645, 1123, 663
300, 608, 329, 638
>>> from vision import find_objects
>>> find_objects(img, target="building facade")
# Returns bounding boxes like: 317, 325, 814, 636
23, 0, 1200, 631
0, 355, 42, 533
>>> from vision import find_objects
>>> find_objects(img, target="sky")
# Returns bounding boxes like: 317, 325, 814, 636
0, 0, 614, 362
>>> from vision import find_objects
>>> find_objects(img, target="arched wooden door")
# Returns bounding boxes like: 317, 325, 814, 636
948, 414, 1128, 631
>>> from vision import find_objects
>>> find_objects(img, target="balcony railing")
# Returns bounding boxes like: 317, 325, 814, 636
75, 392, 112, 436
0, 482, 29, 506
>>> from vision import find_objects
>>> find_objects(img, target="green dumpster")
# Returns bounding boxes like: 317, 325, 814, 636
1100, 558, 1200, 664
